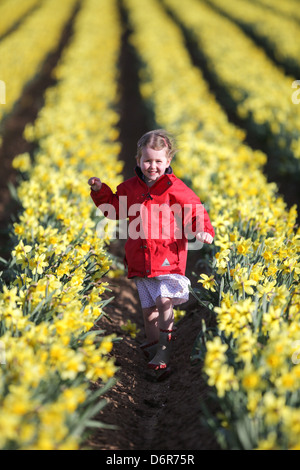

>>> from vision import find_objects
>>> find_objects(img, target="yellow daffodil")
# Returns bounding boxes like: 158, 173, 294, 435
198, 273, 216, 292
121, 320, 140, 339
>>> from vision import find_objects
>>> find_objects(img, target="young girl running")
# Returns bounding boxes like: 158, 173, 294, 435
88, 130, 214, 371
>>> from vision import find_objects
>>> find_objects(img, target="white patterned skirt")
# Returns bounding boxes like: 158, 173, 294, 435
134, 274, 191, 309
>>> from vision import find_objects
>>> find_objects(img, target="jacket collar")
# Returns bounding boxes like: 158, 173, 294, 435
134, 165, 173, 182
134, 165, 175, 195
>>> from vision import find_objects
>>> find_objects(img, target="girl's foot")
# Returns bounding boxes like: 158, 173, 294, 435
147, 329, 173, 370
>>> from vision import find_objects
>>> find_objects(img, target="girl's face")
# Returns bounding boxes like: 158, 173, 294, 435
138, 146, 171, 184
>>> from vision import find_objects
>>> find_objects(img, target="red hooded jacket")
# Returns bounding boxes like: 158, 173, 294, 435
91, 167, 215, 279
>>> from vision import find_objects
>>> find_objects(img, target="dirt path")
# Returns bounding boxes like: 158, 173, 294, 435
82, 3, 219, 450
85, 239, 219, 450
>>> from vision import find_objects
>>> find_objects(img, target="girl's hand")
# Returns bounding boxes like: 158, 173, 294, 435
196, 232, 214, 244
88, 177, 102, 191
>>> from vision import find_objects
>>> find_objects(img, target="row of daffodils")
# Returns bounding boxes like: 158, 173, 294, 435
0, 0, 78, 136
125, 0, 300, 449
252, 0, 300, 23
164, 0, 300, 178
0, 0, 42, 38
0, 0, 123, 450
206, 0, 300, 77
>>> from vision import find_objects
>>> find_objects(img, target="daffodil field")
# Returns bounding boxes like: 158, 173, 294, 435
0, 0, 300, 451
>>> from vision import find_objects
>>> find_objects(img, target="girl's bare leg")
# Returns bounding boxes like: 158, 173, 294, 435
142, 306, 159, 343
148, 296, 174, 370
140, 306, 159, 359
156, 296, 174, 331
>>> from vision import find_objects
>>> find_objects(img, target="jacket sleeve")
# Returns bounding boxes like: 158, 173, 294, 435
90, 182, 128, 220
174, 182, 215, 240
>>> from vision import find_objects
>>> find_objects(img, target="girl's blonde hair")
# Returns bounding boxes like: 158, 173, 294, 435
136, 129, 177, 161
